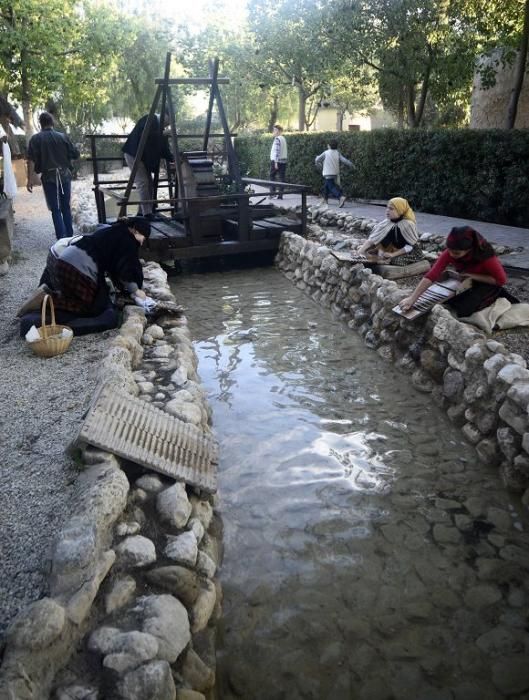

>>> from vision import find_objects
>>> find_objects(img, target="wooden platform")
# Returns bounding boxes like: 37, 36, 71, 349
145, 212, 302, 260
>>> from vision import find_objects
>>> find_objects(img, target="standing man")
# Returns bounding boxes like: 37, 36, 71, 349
27, 112, 80, 240
122, 112, 174, 219
269, 124, 288, 199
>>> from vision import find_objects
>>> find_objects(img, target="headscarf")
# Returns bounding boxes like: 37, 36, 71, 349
367, 197, 418, 246
389, 197, 416, 223
446, 226, 495, 262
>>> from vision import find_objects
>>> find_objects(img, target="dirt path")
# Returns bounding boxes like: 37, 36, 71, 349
0, 190, 112, 637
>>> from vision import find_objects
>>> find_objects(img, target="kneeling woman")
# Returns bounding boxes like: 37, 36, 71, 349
400, 226, 510, 317
357, 197, 424, 266
41, 216, 151, 316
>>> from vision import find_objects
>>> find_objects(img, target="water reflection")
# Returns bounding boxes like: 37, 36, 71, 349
171, 267, 529, 700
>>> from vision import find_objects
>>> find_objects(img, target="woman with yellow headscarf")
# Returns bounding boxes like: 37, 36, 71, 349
357, 197, 424, 266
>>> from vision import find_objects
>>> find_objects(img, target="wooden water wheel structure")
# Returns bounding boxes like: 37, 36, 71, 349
86, 54, 309, 262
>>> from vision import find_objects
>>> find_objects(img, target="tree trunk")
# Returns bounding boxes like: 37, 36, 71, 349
268, 94, 278, 132
406, 84, 418, 128
336, 110, 344, 130
21, 53, 35, 141
397, 90, 405, 129
414, 56, 432, 127
505, 0, 529, 128
298, 84, 306, 131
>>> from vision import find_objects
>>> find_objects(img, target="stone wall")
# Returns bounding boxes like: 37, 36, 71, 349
0, 264, 221, 700
276, 229, 529, 507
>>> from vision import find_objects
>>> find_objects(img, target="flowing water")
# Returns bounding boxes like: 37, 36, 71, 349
171, 267, 529, 700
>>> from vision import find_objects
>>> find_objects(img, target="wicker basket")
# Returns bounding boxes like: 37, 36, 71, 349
27, 294, 73, 358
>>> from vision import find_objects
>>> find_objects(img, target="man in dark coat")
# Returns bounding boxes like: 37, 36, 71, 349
27, 112, 80, 239
122, 112, 174, 218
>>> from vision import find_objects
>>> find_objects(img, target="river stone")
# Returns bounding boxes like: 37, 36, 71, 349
7, 597, 66, 650
157, 483, 192, 529
137, 381, 155, 393
116, 536, 156, 568
170, 367, 188, 387
454, 514, 472, 531
55, 686, 99, 700
499, 398, 529, 435
497, 364, 529, 385
145, 566, 201, 607
435, 497, 461, 510
165, 398, 202, 425
165, 531, 198, 566
461, 422, 481, 445
189, 496, 213, 531
106, 576, 137, 614
486, 506, 512, 531
88, 626, 121, 654
500, 544, 529, 568
176, 692, 206, 700
492, 656, 529, 695
181, 648, 215, 692
146, 324, 164, 340
475, 438, 499, 466
432, 524, 460, 544
196, 550, 216, 579
447, 350, 466, 372
133, 474, 164, 494
116, 520, 141, 537
188, 517, 205, 543
463, 584, 502, 609
117, 660, 176, 700
191, 580, 217, 634
140, 595, 191, 662
66, 549, 115, 625
446, 403, 466, 426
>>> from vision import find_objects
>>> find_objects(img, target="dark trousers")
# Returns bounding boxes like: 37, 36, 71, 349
447, 282, 505, 317
269, 161, 287, 197
322, 176, 342, 200
42, 178, 74, 240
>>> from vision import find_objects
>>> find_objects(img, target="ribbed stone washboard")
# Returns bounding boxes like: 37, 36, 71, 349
77, 383, 218, 493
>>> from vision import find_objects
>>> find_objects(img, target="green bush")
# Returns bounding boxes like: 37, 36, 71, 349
235, 129, 529, 227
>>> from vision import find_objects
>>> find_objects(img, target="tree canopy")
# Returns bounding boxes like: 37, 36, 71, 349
0, 0, 527, 137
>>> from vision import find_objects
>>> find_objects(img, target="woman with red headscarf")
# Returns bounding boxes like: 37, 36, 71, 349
399, 226, 514, 317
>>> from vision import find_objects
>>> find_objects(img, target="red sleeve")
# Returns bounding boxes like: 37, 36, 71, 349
425, 250, 450, 282
479, 256, 507, 286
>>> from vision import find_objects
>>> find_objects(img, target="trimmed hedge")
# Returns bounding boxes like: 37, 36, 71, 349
235, 129, 529, 227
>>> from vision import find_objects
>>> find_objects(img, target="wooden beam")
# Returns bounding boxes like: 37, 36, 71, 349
155, 78, 229, 85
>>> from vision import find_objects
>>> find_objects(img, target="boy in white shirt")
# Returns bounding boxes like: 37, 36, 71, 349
269, 124, 288, 199
314, 140, 352, 207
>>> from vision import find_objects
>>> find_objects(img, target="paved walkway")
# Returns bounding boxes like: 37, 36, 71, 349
264, 191, 529, 270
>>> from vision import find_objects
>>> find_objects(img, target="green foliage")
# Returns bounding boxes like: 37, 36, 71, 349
235, 129, 529, 226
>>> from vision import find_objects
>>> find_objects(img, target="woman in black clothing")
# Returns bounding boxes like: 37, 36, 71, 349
18, 217, 151, 317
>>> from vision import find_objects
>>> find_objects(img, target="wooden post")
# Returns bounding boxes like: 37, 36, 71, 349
203, 59, 218, 153
119, 84, 162, 218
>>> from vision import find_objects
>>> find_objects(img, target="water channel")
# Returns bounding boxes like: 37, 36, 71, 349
171, 266, 529, 700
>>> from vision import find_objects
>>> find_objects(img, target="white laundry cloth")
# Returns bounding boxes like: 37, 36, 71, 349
460, 299, 529, 333
2, 141, 17, 199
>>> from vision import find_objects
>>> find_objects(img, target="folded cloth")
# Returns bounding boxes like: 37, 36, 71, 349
460, 298, 529, 333
133, 294, 157, 313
